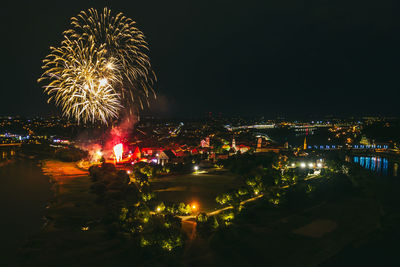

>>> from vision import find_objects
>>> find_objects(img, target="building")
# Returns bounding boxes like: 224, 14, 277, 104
158, 150, 176, 166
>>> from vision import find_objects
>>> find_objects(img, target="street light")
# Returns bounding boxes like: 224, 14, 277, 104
317, 163, 322, 168
300, 162, 306, 168
194, 165, 199, 171
191, 202, 199, 212
308, 163, 314, 168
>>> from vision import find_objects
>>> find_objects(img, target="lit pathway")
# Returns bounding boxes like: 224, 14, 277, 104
179, 173, 321, 221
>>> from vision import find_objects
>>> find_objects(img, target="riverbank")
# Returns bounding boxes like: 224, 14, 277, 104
0, 158, 15, 167
21, 160, 127, 265
0, 159, 52, 266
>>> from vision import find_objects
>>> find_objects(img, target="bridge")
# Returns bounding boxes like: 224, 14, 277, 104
225, 124, 275, 131
0, 143, 22, 147
306, 144, 389, 151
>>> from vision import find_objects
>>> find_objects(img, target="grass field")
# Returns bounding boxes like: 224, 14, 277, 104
181, 196, 381, 266
150, 170, 242, 212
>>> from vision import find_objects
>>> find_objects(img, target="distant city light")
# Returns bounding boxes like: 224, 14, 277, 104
317, 163, 323, 168
300, 162, 306, 168
308, 163, 314, 168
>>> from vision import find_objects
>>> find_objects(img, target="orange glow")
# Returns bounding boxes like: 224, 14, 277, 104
113, 143, 123, 162
191, 203, 199, 211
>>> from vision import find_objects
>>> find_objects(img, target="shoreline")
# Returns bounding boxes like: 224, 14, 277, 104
40, 159, 89, 229
0, 158, 15, 167
21, 160, 111, 265
0, 158, 53, 265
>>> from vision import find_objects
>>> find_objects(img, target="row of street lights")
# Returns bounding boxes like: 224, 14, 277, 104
299, 162, 323, 169
290, 161, 323, 169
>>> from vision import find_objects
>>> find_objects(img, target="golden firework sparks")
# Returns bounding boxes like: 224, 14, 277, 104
39, 7, 156, 124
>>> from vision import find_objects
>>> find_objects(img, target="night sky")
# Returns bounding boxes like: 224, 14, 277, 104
1, 0, 400, 118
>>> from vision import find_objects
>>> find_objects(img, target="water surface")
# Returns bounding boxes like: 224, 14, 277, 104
0, 150, 52, 265
347, 155, 398, 177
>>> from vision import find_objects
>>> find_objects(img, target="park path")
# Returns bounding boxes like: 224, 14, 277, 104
179, 172, 321, 221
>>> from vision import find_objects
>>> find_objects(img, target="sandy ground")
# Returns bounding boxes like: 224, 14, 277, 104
42, 160, 88, 179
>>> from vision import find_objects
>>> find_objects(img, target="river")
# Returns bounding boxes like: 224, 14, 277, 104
0, 148, 52, 265
346, 155, 399, 177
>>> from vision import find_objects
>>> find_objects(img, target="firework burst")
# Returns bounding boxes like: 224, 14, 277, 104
39, 7, 156, 124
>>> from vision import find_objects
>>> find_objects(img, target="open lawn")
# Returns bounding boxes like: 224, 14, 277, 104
150, 170, 242, 212
182, 196, 381, 266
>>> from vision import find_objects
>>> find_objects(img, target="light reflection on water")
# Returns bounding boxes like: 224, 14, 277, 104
0, 149, 16, 161
348, 155, 397, 177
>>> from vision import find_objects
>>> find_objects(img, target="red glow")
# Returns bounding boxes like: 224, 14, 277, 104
113, 143, 123, 162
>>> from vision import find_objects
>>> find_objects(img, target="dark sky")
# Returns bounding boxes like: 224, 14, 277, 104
1, 0, 400, 118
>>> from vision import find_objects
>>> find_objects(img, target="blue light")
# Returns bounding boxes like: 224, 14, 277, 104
366, 157, 370, 169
